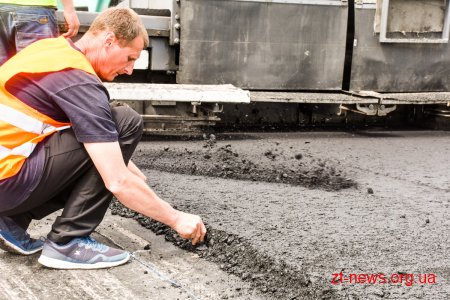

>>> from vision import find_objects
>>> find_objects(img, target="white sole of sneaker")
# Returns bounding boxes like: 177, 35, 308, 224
0, 234, 42, 255
37, 252, 131, 269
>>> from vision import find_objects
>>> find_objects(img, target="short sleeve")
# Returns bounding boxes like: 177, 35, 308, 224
48, 70, 119, 143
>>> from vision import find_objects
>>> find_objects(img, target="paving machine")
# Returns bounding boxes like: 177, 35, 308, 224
59, 0, 450, 130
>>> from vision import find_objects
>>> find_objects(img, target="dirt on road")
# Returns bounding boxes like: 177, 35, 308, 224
134, 133, 356, 191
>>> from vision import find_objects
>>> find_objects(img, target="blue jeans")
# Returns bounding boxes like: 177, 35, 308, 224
0, 4, 58, 65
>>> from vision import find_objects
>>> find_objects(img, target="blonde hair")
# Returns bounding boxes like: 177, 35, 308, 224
88, 7, 149, 48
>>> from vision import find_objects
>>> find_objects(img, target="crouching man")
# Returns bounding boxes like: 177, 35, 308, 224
0, 7, 206, 269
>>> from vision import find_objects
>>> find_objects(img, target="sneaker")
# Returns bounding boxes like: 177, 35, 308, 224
38, 236, 130, 269
0, 216, 44, 255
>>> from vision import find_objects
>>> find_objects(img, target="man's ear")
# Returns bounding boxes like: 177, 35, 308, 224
104, 31, 116, 47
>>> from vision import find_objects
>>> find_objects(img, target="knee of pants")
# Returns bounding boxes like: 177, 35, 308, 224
111, 105, 144, 141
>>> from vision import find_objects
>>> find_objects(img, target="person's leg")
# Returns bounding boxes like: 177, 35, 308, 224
12, 5, 58, 52
37, 105, 144, 269
48, 105, 144, 243
5, 105, 143, 243
0, 5, 58, 65
0, 5, 16, 65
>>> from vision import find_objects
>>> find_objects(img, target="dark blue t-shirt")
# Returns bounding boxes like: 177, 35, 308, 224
0, 58, 118, 211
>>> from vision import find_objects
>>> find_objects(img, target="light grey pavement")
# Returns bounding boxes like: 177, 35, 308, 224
0, 212, 265, 300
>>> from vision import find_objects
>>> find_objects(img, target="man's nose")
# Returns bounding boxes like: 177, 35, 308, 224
124, 62, 134, 75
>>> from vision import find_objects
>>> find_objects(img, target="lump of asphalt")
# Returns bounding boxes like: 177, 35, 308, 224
196, 244, 208, 251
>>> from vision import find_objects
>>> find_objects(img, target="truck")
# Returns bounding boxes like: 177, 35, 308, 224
59, 0, 450, 131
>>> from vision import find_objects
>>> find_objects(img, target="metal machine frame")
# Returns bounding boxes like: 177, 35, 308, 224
56, 0, 450, 127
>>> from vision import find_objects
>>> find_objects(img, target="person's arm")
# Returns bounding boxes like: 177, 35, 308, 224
128, 160, 147, 182
84, 141, 206, 245
59, 0, 80, 38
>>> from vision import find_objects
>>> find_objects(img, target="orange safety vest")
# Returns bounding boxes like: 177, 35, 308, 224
0, 36, 98, 180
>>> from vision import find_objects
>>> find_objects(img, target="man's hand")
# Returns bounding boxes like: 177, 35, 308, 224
60, 0, 80, 38
172, 211, 207, 245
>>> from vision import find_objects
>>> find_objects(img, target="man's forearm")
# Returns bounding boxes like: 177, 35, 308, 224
127, 160, 147, 182
111, 171, 179, 228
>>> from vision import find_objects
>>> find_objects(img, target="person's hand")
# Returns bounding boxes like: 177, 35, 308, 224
172, 211, 207, 245
62, 8, 80, 38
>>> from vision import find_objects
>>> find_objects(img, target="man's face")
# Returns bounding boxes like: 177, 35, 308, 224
96, 33, 144, 81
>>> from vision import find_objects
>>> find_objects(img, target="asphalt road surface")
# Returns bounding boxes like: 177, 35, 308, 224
1, 129, 449, 299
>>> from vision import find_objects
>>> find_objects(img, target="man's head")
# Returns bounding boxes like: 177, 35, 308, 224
80, 7, 149, 81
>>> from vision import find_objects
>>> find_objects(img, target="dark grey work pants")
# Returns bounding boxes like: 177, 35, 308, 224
4, 106, 143, 244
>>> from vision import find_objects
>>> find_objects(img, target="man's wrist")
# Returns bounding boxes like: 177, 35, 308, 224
166, 209, 181, 229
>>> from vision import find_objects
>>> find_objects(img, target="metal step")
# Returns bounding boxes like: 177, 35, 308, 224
104, 83, 250, 103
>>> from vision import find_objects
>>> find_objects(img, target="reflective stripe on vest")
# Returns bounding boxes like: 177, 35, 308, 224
0, 0, 57, 7
0, 36, 98, 180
